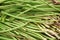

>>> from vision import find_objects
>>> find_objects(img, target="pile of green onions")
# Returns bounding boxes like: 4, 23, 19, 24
0, 0, 60, 40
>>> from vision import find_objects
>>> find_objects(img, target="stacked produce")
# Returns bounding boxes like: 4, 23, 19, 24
0, 0, 60, 40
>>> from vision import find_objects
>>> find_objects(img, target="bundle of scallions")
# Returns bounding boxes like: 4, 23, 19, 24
0, 0, 60, 40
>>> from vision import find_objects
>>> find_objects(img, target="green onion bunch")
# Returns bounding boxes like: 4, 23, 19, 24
0, 0, 60, 40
